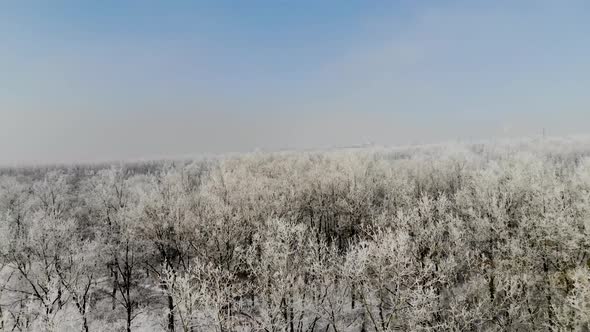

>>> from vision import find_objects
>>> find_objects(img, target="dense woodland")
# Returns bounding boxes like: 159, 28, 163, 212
1, 137, 590, 331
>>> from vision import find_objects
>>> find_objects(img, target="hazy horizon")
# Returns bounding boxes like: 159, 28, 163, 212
2, 0, 589, 164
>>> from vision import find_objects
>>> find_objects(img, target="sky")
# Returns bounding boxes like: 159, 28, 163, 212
1, 0, 589, 164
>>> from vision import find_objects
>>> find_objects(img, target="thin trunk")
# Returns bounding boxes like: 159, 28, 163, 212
82, 316, 89, 332
126, 304, 132, 332
378, 294, 385, 332
125, 243, 133, 332
543, 257, 554, 328
488, 274, 495, 301
111, 265, 118, 310
168, 293, 175, 332
289, 293, 294, 332
351, 283, 356, 310
281, 297, 288, 328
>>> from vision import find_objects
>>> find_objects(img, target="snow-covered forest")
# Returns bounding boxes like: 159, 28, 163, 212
1, 137, 590, 331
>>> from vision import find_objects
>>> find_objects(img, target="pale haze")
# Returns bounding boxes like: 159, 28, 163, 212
1, 0, 589, 164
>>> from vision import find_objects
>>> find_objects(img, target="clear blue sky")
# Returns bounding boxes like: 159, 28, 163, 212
1, 0, 589, 164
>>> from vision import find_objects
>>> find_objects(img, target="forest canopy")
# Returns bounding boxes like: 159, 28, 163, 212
1, 136, 590, 331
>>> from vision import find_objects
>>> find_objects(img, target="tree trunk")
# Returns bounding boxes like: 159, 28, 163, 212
111, 265, 118, 310
543, 258, 554, 328
289, 293, 294, 332
351, 283, 356, 310
168, 293, 175, 332
127, 305, 132, 332
488, 274, 495, 301
82, 316, 89, 332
